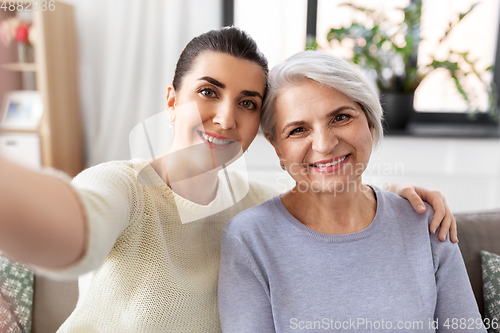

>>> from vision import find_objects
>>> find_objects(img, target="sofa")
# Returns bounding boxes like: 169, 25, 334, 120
454, 209, 500, 317
31, 276, 78, 333
23, 209, 500, 331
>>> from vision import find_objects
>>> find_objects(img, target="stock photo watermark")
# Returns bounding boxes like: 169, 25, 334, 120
1, 1, 56, 11
274, 159, 405, 193
129, 105, 249, 223
289, 317, 493, 331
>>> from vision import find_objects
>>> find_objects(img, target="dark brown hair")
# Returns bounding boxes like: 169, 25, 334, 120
172, 27, 268, 96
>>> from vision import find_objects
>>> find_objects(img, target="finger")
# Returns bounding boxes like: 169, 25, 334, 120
449, 215, 458, 243
437, 214, 452, 242
429, 197, 446, 234
404, 189, 427, 213
434, 196, 457, 243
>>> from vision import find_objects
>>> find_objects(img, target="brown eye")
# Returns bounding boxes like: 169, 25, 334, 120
333, 114, 351, 123
199, 88, 217, 98
240, 100, 256, 110
290, 127, 304, 136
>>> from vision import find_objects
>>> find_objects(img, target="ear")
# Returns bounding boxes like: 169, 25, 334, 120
166, 85, 177, 122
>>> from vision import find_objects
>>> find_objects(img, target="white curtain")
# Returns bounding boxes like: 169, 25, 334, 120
63, 0, 222, 167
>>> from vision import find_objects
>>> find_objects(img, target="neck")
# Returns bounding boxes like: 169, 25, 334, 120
281, 179, 376, 235
150, 157, 219, 205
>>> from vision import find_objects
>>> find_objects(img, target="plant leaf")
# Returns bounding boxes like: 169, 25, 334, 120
459, 3, 479, 21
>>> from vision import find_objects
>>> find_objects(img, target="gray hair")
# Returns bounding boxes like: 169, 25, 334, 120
260, 51, 383, 146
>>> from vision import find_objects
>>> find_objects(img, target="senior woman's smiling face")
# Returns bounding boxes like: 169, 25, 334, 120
271, 80, 374, 193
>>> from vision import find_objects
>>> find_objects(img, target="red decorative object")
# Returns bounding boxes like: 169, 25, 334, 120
0, 18, 34, 62
15, 24, 29, 43
0, 18, 33, 47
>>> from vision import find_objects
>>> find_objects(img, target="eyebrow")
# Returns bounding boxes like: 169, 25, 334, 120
242, 90, 263, 100
281, 105, 357, 135
198, 76, 225, 89
198, 76, 263, 100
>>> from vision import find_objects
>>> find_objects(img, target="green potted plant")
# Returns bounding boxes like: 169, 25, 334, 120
314, 0, 498, 130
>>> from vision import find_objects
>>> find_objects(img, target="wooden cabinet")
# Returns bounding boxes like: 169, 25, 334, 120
1, 1, 84, 177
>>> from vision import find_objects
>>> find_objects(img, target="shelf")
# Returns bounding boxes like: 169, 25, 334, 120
1, 63, 37, 72
0, 128, 39, 134
385, 123, 500, 138
1, 2, 84, 177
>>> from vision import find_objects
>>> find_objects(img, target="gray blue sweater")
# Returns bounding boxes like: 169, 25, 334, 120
218, 187, 485, 332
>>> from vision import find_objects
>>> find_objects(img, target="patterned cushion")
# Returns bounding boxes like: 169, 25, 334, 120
0, 254, 33, 333
481, 250, 500, 333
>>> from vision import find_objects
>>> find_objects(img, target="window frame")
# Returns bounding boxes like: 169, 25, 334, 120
309, 0, 500, 137
225, 0, 500, 137
222, 0, 234, 27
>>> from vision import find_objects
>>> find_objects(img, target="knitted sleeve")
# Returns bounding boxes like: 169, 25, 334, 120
34, 161, 143, 279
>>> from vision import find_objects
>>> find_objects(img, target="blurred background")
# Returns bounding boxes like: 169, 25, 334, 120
0, 0, 499, 212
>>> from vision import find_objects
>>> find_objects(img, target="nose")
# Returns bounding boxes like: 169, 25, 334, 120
212, 101, 236, 130
311, 128, 338, 155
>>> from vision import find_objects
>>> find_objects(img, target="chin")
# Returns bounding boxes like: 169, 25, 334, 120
294, 176, 362, 195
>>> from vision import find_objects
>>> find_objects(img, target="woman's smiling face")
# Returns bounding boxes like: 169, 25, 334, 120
271, 79, 374, 194
168, 51, 266, 167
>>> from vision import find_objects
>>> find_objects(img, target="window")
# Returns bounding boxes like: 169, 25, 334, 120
316, 0, 499, 114
230, 0, 500, 134
234, 0, 307, 69
416, 0, 499, 113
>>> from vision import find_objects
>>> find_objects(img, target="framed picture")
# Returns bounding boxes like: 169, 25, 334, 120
0, 91, 43, 130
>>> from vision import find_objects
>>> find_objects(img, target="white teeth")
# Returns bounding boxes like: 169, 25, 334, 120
199, 131, 232, 145
312, 155, 347, 168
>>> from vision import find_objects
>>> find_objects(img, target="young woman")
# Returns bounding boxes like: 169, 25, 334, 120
0, 27, 456, 332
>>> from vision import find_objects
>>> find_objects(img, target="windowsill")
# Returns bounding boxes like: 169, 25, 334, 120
385, 122, 500, 138
384, 111, 500, 139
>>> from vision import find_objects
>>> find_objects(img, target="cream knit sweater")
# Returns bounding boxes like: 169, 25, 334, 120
36, 159, 277, 332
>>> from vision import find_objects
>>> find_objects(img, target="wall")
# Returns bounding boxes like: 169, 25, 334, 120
245, 134, 500, 213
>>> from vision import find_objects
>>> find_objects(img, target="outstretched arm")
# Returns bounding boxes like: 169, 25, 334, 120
385, 183, 458, 243
0, 157, 86, 268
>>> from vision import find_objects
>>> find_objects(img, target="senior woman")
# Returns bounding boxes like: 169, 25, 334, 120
218, 51, 485, 332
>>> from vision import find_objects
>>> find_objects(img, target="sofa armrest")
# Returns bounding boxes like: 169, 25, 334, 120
31, 275, 78, 333
456, 209, 500, 317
